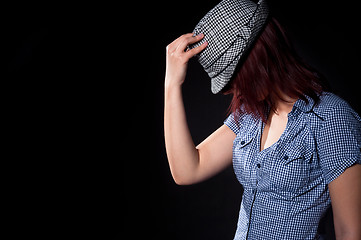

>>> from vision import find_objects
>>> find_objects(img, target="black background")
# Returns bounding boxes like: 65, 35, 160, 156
6, 1, 359, 239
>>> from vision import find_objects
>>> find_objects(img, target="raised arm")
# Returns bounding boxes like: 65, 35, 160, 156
164, 33, 235, 185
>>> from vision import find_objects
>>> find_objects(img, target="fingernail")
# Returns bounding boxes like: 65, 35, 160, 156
198, 33, 204, 37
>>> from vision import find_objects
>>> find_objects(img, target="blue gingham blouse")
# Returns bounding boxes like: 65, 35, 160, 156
224, 92, 361, 240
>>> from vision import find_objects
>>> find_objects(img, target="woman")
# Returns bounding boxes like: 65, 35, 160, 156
164, 0, 361, 239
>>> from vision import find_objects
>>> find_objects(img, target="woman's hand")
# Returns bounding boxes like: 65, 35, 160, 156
165, 33, 207, 89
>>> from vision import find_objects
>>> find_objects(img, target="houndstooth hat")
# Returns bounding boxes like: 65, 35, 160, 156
190, 0, 269, 94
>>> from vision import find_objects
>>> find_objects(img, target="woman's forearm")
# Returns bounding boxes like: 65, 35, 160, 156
164, 33, 207, 185
164, 84, 199, 185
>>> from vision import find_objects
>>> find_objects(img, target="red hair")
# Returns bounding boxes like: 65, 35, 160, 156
222, 18, 325, 122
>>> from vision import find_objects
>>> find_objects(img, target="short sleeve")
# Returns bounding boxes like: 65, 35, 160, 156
316, 103, 361, 184
224, 112, 240, 135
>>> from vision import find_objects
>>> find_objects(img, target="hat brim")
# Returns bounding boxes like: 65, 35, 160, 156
210, 53, 242, 94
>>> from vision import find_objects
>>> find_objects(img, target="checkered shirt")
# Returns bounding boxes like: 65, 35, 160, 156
224, 92, 361, 239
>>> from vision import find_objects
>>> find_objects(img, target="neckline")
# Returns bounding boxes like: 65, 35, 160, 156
258, 111, 289, 153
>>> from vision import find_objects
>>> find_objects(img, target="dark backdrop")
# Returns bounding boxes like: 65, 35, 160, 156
6, 1, 359, 239
122, 1, 360, 240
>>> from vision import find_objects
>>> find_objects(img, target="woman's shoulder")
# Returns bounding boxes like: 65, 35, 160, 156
224, 109, 260, 135
317, 92, 351, 111
314, 92, 360, 122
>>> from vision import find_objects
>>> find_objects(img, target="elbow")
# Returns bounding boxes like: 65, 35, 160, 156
172, 172, 184, 185
167, 154, 200, 186
173, 178, 188, 186
172, 173, 195, 186
170, 168, 197, 186
174, 179, 195, 186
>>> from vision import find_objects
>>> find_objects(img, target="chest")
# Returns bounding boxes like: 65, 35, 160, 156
232, 114, 322, 197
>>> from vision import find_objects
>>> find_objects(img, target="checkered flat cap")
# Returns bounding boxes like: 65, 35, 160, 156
190, 0, 269, 94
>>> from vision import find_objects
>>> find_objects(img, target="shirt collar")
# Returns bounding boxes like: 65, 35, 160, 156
293, 95, 315, 113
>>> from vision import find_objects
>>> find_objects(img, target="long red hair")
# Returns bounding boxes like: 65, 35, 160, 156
222, 18, 325, 122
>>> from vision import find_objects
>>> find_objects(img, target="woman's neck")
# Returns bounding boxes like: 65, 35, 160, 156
272, 92, 297, 116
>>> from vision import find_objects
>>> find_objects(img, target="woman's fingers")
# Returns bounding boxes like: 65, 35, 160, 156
176, 33, 205, 53
188, 33, 205, 45
165, 33, 208, 87
167, 33, 194, 52
167, 33, 208, 63
186, 41, 208, 58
